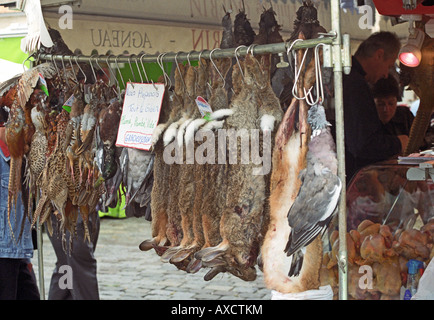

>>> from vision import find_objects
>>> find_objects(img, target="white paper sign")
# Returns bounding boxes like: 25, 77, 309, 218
116, 82, 165, 150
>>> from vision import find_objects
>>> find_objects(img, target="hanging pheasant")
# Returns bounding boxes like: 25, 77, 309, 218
0, 63, 56, 241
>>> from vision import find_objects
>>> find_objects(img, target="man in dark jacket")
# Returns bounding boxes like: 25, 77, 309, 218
343, 31, 409, 184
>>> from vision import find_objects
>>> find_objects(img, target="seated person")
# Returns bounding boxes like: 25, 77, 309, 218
372, 75, 414, 136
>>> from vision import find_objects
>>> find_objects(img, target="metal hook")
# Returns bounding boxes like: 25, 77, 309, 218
139, 53, 150, 83
89, 54, 98, 83
188, 50, 200, 92
133, 54, 144, 83
114, 55, 126, 89
304, 43, 325, 106
163, 52, 173, 88
198, 50, 205, 70
246, 44, 267, 88
246, 44, 257, 56
198, 50, 212, 91
286, 38, 303, 58
292, 49, 310, 100
234, 45, 247, 83
74, 54, 87, 84
288, 39, 310, 101
106, 54, 121, 95
22, 53, 34, 72
174, 51, 186, 92
51, 55, 61, 82
187, 51, 194, 66
209, 48, 225, 87
157, 52, 171, 88
140, 53, 158, 90
95, 55, 111, 85
127, 55, 137, 83
68, 55, 78, 84
60, 55, 71, 90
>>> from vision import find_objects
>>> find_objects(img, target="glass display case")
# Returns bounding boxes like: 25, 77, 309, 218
346, 160, 433, 233
322, 160, 433, 300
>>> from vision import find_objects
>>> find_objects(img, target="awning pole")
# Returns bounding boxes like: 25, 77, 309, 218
331, 0, 348, 300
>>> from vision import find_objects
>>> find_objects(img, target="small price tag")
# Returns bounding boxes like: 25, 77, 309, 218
62, 94, 75, 113
195, 96, 213, 121
38, 73, 49, 96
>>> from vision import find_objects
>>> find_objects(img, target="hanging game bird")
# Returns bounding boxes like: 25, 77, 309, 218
284, 104, 342, 277
0, 63, 56, 241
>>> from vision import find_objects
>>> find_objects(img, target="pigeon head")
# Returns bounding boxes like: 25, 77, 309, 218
308, 103, 331, 133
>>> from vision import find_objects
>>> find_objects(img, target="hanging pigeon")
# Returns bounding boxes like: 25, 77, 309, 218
284, 103, 342, 277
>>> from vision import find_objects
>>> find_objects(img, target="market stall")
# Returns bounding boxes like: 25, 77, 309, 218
0, 0, 432, 301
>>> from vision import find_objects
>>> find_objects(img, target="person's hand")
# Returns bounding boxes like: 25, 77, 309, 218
397, 135, 409, 154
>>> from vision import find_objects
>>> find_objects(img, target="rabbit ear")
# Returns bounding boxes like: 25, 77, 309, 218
195, 241, 229, 262
160, 246, 182, 263
204, 266, 226, 281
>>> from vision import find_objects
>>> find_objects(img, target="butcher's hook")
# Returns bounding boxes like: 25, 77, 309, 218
74, 54, 87, 84
22, 53, 35, 72
234, 45, 246, 83
186, 50, 200, 92
60, 55, 71, 90
198, 50, 204, 69
305, 43, 325, 106
51, 55, 62, 88
197, 50, 209, 86
209, 48, 225, 87
96, 55, 111, 86
174, 51, 186, 93
114, 55, 126, 89
133, 54, 144, 83
247, 44, 267, 88
157, 52, 172, 88
105, 54, 121, 96
186, 50, 194, 66
246, 44, 257, 56
288, 39, 311, 101
68, 55, 78, 84
127, 55, 137, 84
140, 53, 157, 90
89, 54, 98, 84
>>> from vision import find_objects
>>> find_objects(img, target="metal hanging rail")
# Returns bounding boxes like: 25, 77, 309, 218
36, 36, 335, 64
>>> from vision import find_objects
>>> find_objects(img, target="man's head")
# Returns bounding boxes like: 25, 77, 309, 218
355, 32, 401, 85
373, 75, 401, 124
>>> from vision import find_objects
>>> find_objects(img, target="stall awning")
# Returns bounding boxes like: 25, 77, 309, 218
372, 0, 434, 15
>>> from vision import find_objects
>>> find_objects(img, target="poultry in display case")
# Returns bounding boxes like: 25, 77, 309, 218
322, 161, 433, 300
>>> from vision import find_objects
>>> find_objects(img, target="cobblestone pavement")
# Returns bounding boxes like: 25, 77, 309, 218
33, 216, 271, 300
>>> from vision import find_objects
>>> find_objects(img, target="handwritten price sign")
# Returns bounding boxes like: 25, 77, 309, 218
116, 82, 165, 150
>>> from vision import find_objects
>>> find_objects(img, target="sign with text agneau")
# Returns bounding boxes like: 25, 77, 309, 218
116, 82, 165, 150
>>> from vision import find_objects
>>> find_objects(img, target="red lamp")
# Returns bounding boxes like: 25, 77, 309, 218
399, 16, 426, 67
